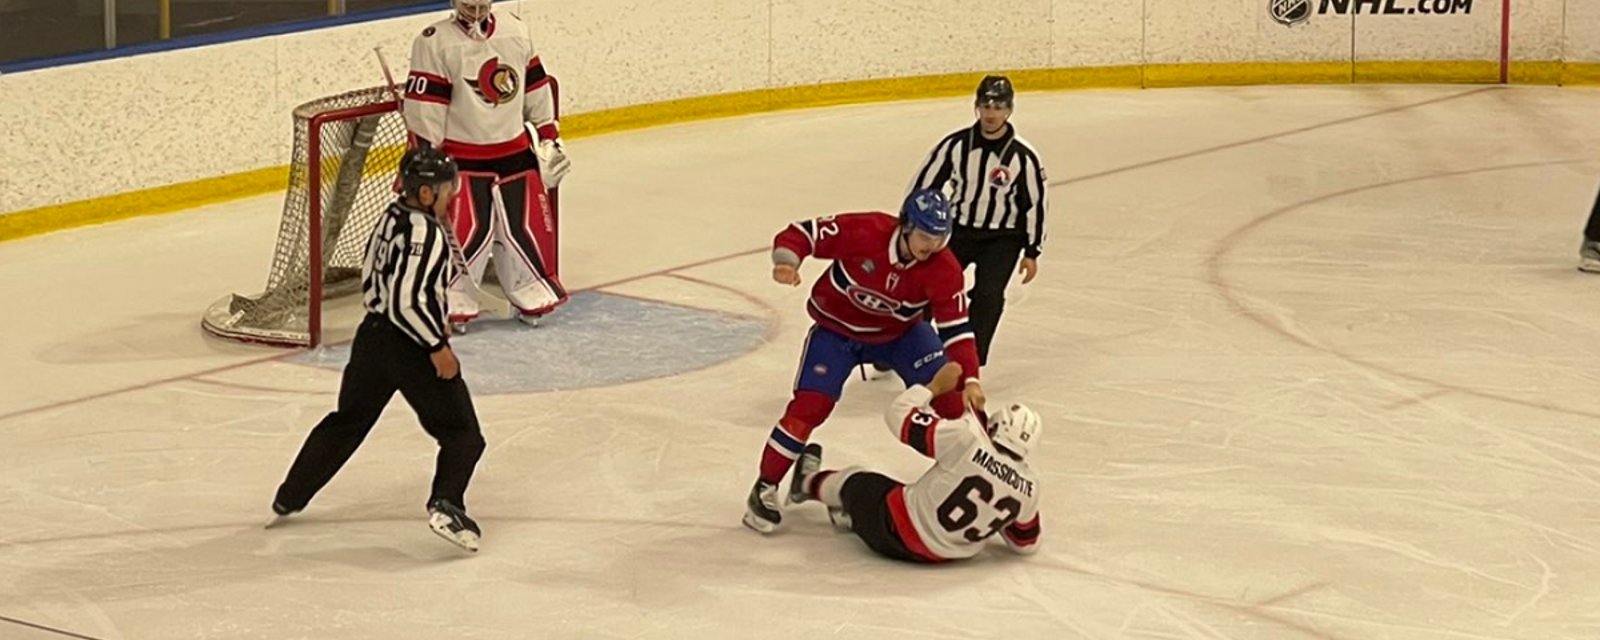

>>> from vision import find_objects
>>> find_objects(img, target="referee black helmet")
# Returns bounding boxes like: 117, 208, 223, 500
976, 75, 1015, 107
400, 147, 460, 200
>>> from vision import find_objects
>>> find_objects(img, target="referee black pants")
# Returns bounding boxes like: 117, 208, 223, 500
1583, 184, 1600, 242
275, 314, 485, 511
947, 228, 1028, 367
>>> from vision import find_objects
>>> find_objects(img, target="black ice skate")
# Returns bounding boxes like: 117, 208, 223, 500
742, 480, 782, 534
1581, 240, 1600, 273
265, 500, 300, 529
788, 443, 823, 505
427, 498, 482, 552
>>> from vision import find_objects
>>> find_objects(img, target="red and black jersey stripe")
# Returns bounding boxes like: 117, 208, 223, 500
1003, 514, 1040, 546
886, 487, 945, 563
525, 56, 550, 91
899, 410, 939, 458
406, 71, 452, 105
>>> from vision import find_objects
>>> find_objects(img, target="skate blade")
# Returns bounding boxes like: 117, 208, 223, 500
429, 518, 480, 552
264, 514, 293, 530
828, 508, 853, 532
1580, 259, 1600, 274
741, 511, 779, 535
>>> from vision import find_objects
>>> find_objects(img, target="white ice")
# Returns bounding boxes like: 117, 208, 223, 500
2, 85, 1599, 640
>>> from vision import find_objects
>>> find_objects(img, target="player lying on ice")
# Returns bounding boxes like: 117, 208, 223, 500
744, 188, 987, 533
789, 362, 1042, 562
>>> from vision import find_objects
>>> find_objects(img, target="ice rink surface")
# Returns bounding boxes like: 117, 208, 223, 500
2, 84, 1599, 639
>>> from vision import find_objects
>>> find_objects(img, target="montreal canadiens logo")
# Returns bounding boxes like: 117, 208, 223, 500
467, 58, 520, 106
846, 286, 900, 316
989, 167, 1012, 188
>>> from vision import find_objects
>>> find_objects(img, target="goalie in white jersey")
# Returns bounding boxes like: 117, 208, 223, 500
789, 362, 1042, 562
404, 0, 572, 330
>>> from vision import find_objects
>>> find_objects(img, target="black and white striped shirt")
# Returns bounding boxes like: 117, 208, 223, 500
361, 201, 455, 351
909, 123, 1050, 257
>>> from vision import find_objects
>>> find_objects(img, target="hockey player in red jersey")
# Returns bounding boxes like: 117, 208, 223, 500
744, 189, 987, 533
788, 361, 1043, 562
404, 0, 571, 331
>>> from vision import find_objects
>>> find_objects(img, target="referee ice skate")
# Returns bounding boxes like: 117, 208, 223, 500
269, 147, 487, 552
908, 75, 1050, 366
1577, 185, 1600, 272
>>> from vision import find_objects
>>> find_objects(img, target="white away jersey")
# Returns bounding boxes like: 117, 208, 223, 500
883, 386, 1042, 561
403, 13, 559, 161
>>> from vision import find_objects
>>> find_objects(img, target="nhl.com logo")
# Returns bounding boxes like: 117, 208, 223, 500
1270, 0, 1475, 26
1271, 0, 1312, 26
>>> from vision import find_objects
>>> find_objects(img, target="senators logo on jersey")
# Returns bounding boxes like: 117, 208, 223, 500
467, 58, 520, 106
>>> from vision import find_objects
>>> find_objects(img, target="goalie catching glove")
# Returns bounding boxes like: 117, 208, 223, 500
528, 123, 572, 189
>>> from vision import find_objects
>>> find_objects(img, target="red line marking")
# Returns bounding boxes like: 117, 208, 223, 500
0, 614, 104, 640
186, 377, 335, 396
662, 272, 780, 326
1206, 159, 1600, 419
0, 246, 772, 423
1054, 87, 1498, 188
0, 352, 286, 424
580, 247, 768, 292
1500, 0, 1512, 85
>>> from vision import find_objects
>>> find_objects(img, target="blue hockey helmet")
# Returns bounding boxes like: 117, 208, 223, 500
901, 189, 953, 238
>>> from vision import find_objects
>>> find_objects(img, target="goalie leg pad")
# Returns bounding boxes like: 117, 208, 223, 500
451, 172, 497, 271
447, 171, 498, 321
490, 166, 568, 316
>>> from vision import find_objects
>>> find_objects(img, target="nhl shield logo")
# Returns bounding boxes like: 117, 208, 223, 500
1270, 0, 1311, 27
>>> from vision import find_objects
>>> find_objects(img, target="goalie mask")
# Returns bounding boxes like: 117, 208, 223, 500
453, 0, 494, 40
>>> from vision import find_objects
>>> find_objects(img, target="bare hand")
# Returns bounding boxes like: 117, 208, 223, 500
1019, 257, 1039, 285
431, 347, 460, 380
928, 362, 963, 396
772, 264, 802, 287
963, 380, 987, 414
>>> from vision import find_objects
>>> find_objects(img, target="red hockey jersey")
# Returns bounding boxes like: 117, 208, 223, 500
773, 212, 980, 385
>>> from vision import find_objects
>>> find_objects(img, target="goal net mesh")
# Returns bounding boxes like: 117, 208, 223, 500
201, 86, 407, 347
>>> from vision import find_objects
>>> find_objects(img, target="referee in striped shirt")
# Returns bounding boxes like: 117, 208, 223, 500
909, 75, 1050, 366
271, 147, 486, 552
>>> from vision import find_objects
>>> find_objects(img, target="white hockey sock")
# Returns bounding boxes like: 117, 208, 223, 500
810, 466, 862, 509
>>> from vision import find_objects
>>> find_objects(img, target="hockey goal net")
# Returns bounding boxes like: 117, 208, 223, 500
201, 79, 559, 348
